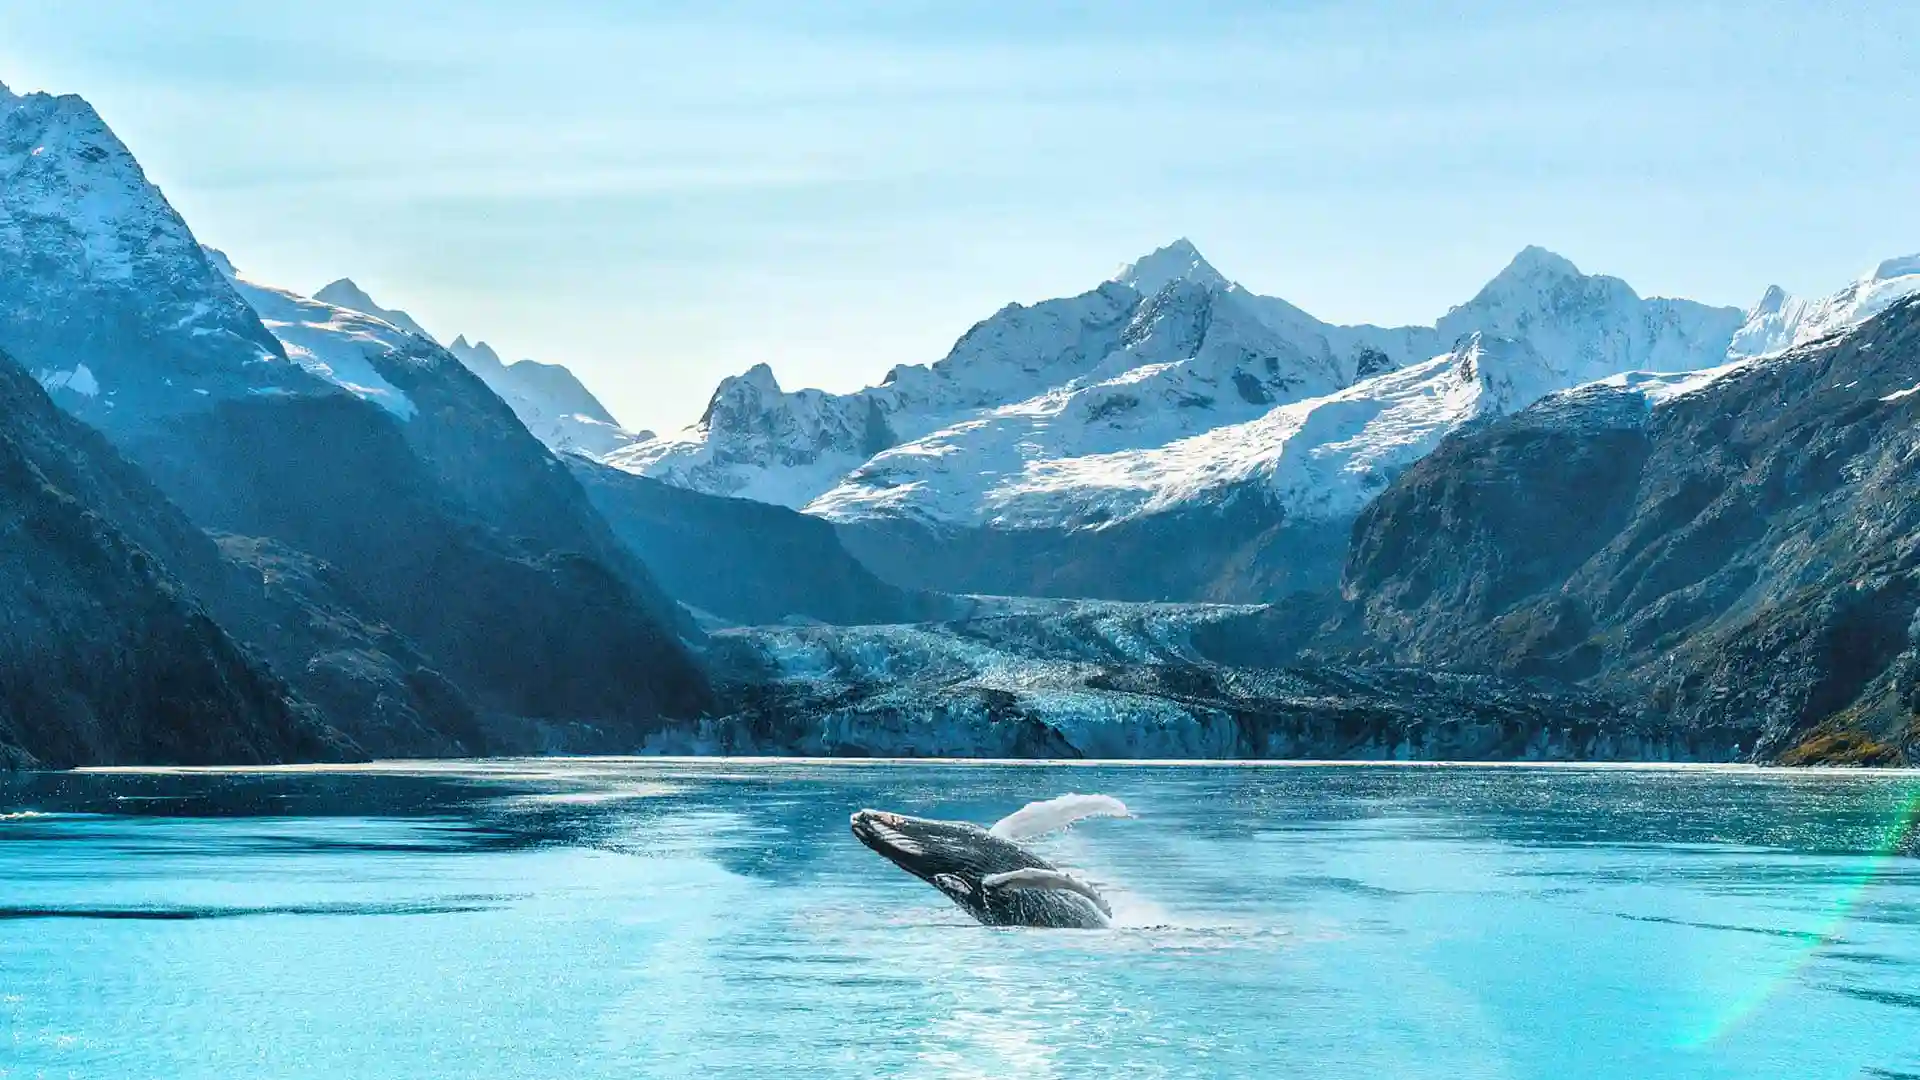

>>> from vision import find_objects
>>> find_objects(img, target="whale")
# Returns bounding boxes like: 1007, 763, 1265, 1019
849, 795, 1129, 929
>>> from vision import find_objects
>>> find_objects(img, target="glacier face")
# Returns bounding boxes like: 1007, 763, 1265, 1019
678, 600, 1741, 761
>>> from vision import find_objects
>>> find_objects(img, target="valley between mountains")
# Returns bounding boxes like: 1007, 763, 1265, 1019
4, 78, 1918, 767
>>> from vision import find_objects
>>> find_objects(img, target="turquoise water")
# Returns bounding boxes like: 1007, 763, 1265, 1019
2, 761, 1918, 1079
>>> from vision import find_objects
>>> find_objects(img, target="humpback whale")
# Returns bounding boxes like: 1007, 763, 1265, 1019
850, 795, 1130, 929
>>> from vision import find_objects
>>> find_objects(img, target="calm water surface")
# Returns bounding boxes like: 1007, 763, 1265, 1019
2, 761, 1918, 1079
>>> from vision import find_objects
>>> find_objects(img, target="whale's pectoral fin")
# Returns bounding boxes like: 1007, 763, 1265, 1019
988, 794, 1132, 841
981, 868, 1112, 917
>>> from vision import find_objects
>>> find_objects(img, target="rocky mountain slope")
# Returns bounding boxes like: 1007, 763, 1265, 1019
1337, 294, 1920, 764
0, 348, 355, 768
0, 82, 712, 760
568, 456, 946, 628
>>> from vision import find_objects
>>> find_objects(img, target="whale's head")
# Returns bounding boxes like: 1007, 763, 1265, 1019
850, 808, 1016, 912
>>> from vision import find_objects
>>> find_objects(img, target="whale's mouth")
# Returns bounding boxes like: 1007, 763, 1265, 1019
850, 810, 927, 861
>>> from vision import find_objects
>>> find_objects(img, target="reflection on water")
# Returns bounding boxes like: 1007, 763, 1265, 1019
2, 762, 1918, 1079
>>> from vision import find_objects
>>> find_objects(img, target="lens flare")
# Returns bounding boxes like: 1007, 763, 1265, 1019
1678, 784, 1920, 1049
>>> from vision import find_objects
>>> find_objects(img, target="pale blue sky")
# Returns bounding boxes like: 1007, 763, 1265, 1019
2, 1, 1916, 432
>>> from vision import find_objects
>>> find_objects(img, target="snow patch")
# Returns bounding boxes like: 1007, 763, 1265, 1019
224, 273, 418, 419
37, 363, 99, 397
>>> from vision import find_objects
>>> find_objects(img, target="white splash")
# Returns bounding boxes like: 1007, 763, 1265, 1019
988, 793, 1132, 841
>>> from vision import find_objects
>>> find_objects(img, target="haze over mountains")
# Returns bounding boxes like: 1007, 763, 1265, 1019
4, 76, 1919, 767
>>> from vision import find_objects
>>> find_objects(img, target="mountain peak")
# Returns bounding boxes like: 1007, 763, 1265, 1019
1500, 245, 1583, 281
1114, 238, 1228, 295
1749, 284, 1791, 317
1453, 247, 1598, 315
315, 277, 375, 309
314, 277, 435, 342
200, 245, 238, 278
0, 82, 299, 416
446, 336, 503, 371
739, 362, 781, 391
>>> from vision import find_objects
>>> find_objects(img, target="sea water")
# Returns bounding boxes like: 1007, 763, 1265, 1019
2, 761, 1917, 1079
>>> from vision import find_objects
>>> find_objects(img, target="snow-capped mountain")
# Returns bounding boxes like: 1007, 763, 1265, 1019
210, 255, 423, 419
1434, 246, 1743, 374
620, 240, 1742, 551
444, 335, 651, 457
1729, 255, 1920, 358
1114, 237, 1229, 294
301, 276, 649, 458
604, 280, 1143, 505
0, 82, 318, 425
901, 333, 1556, 531
808, 278, 1346, 527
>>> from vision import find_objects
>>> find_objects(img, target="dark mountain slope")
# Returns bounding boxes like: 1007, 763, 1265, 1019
1342, 298, 1920, 763
570, 457, 939, 626
833, 494, 1349, 604
0, 343, 473, 759
0, 350, 354, 768
367, 339, 697, 639
125, 393, 712, 730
